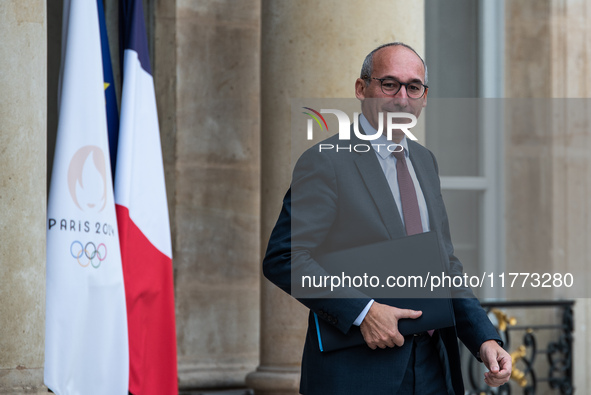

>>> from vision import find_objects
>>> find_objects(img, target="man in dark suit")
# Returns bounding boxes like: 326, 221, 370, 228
263, 42, 512, 394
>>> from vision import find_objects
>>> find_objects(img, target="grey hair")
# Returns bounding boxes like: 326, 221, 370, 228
360, 42, 428, 85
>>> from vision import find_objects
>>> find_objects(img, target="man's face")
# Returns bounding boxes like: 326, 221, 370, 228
355, 46, 428, 140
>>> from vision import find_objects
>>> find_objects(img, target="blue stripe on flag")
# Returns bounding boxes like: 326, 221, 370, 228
119, 0, 152, 75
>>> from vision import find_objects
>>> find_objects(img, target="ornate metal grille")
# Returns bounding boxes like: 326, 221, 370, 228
464, 300, 574, 395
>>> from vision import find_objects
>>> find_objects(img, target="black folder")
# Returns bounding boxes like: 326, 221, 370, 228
312, 231, 455, 352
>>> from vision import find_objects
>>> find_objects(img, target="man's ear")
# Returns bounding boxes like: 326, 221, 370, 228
422, 87, 428, 108
355, 78, 366, 100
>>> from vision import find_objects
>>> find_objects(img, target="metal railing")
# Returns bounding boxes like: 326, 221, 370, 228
464, 300, 574, 395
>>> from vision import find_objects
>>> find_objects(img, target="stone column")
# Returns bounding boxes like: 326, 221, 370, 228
0, 1, 47, 394
173, 0, 262, 389
247, 2, 425, 393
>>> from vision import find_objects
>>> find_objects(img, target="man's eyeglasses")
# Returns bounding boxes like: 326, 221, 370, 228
366, 77, 428, 99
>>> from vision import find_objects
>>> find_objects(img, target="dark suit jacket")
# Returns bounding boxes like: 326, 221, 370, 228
263, 131, 501, 394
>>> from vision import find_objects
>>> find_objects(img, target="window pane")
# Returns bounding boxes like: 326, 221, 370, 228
441, 190, 482, 295
425, 99, 480, 176
425, 0, 479, 98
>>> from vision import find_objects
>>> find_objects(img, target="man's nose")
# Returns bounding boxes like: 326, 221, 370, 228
391, 86, 410, 108
394, 84, 409, 99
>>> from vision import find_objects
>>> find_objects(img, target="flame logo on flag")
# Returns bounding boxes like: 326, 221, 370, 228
68, 146, 108, 212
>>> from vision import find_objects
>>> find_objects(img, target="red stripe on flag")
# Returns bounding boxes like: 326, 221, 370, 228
116, 204, 178, 395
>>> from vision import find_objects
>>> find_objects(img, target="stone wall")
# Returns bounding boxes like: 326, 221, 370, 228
0, 1, 47, 393
505, 0, 591, 391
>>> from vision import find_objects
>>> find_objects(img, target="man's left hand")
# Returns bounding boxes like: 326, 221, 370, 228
480, 340, 512, 387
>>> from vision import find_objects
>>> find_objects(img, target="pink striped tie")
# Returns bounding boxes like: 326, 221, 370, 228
394, 148, 433, 336
393, 148, 423, 236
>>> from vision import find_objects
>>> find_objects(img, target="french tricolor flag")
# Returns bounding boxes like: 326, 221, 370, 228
115, 1, 178, 394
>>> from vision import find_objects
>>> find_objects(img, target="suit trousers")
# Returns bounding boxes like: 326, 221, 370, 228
397, 332, 453, 395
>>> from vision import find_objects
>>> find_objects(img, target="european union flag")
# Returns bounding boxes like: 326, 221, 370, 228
97, 0, 119, 179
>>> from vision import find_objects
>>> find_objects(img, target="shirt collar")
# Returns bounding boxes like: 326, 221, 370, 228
359, 113, 409, 160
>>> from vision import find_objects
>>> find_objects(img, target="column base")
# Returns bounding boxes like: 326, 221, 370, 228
245, 365, 300, 395
0, 368, 46, 394
0, 389, 47, 395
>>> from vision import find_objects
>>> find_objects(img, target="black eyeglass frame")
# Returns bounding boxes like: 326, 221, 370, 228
366, 76, 428, 99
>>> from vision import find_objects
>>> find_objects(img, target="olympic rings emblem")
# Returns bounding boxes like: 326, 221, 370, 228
70, 241, 107, 269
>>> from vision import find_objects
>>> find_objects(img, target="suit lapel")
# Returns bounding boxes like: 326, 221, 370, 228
354, 151, 406, 239
351, 134, 440, 238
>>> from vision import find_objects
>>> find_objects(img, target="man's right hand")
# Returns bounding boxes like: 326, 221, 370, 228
359, 302, 422, 349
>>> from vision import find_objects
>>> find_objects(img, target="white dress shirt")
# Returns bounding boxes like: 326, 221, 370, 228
352, 114, 431, 326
